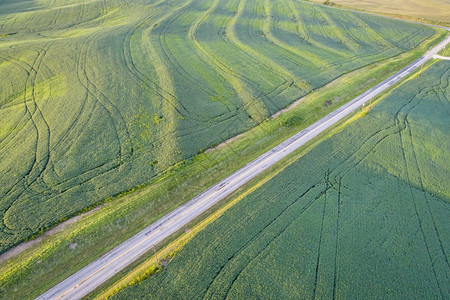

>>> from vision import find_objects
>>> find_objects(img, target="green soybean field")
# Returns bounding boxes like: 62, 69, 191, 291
112, 61, 450, 299
0, 0, 437, 252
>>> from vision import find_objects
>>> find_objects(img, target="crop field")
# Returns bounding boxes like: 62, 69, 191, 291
113, 61, 450, 299
308, 0, 450, 26
0, 0, 438, 252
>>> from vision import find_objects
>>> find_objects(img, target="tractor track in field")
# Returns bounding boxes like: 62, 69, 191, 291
317, 6, 359, 51
328, 83, 433, 182
328, 11, 369, 51
157, 1, 219, 99
22, 9, 38, 31
271, 2, 337, 73
0, 42, 54, 232
134, 0, 198, 168
0, 35, 136, 232
288, 1, 347, 59
189, 0, 302, 118
352, 14, 394, 49
0, 30, 137, 216
187, 0, 271, 120
318, 12, 391, 71
121, 0, 214, 124
228, 0, 293, 81
0, 1, 135, 205
293, 2, 424, 87
186, 0, 272, 118
45, 91, 89, 173
406, 117, 450, 270
236, 2, 309, 110
0, 24, 159, 237
404, 69, 450, 279
0, 53, 41, 144
122, 19, 186, 114
260, 0, 341, 82
123, 13, 178, 96
223, 0, 293, 108
186, 0, 239, 111
261, 3, 319, 70
224, 185, 330, 299
0, 56, 34, 149
75, 31, 132, 161
154, 3, 231, 122
286, 2, 361, 81
73, 37, 123, 163
331, 177, 342, 299
204, 181, 325, 299
394, 71, 449, 298
311, 173, 329, 300
3, 43, 54, 194
24, 43, 55, 192
63, 31, 131, 179
77, 0, 85, 24
398, 120, 444, 298
239, 0, 305, 90
433, 70, 450, 115
308, 6, 399, 70
49, 8, 61, 28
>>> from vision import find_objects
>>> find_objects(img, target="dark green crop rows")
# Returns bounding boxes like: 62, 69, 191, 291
0, 0, 436, 252
113, 61, 450, 299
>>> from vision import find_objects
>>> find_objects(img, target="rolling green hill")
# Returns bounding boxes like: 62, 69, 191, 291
0, 0, 437, 252
112, 60, 450, 299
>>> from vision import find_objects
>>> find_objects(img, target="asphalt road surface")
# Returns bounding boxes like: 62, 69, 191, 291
37, 32, 450, 300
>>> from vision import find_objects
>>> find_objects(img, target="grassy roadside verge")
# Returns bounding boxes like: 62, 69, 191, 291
0, 29, 446, 300
91, 54, 444, 300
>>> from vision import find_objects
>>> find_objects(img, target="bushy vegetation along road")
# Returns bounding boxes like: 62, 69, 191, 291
113, 61, 450, 299
0, 0, 437, 252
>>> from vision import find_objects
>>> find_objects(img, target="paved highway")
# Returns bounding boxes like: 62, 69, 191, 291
37, 32, 450, 300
